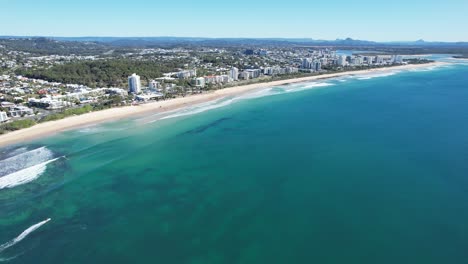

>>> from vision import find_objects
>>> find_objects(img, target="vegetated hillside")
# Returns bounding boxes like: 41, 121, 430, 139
16, 59, 182, 87
0, 37, 111, 55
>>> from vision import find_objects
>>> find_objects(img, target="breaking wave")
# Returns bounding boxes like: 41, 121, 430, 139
0, 147, 60, 190
159, 81, 334, 120
0, 147, 53, 177
355, 71, 399, 80
0, 219, 51, 254
160, 98, 236, 120
284, 82, 334, 92
144, 63, 454, 122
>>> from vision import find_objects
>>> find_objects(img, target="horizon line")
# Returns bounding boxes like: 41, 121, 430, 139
1, 35, 468, 43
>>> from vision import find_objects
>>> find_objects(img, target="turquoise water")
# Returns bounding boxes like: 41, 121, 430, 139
1, 63, 468, 263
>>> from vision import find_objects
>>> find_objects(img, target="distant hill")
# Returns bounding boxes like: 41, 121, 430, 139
1, 36, 468, 55
43, 36, 468, 47
0, 37, 111, 55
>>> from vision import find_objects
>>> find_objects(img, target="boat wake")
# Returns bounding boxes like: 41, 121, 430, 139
0, 218, 51, 254
0, 256, 18, 262
0, 147, 61, 190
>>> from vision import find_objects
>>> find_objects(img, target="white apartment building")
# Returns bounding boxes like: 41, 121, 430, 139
128, 73, 141, 94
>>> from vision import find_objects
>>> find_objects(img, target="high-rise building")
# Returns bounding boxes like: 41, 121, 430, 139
394, 55, 403, 64
229, 67, 239, 81
352, 56, 364, 65
302, 58, 312, 69
375, 56, 384, 65
128, 73, 141, 94
314, 61, 321, 71
337, 55, 347, 66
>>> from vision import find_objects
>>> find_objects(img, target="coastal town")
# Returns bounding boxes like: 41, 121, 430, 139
0, 38, 426, 133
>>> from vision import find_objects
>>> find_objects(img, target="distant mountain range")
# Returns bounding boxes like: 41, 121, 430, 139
1, 36, 468, 48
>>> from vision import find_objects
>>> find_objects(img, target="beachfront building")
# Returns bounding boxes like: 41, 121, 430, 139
28, 97, 70, 110
148, 80, 161, 90
105, 88, 128, 97
351, 56, 364, 65
375, 56, 385, 65
263, 66, 298, 76
337, 55, 347, 66
313, 60, 322, 71
135, 93, 164, 102
191, 77, 206, 88
176, 70, 197, 79
128, 73, 141, 94
392, 55, 404, 64
9, 106, 34, 118
301, 58, 322, 72
229, 67, 239, 81
0, 111, 8, 122
246, 69, 261, 79
302, 58, 313, 69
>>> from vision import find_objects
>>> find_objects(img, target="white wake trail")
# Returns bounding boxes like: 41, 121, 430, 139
0, 219, 51, 253
0, 255, 19, 262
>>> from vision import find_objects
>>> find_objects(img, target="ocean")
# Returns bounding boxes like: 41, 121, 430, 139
1, 60, 468, 263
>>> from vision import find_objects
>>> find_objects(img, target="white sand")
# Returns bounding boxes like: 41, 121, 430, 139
0, 62, 446, 147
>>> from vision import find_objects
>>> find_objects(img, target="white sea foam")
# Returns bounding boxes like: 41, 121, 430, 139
355, 71, 399, 80
157, 82, 335, 120
0, 147, 60, 190
284, 82, 334, 92
151, 63, 455, 122
76, 124, 131, 134
0, 157, 60, 189
161, 98, 236, 120
0, 219, 51, 254
236, 87, 280, 100
0, 147, 27, 161
0, 147, 54, 178
406, 64, 451, 72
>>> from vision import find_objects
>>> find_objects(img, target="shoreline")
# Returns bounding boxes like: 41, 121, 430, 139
0, 62, 446, 148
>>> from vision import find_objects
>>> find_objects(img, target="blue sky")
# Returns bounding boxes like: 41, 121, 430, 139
1, 0, 467, 41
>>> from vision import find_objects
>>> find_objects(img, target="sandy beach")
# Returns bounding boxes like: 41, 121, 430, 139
0, 62, 446, 147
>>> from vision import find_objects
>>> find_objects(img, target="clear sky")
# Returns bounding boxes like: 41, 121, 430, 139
1, 0, 467, 42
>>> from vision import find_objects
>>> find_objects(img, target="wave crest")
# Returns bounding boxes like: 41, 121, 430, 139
0, 147, 54, 178
159, 82, 334, 120
0, 147, 60, 190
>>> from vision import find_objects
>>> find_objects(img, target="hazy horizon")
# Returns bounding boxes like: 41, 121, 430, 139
0, 35, 465, 43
